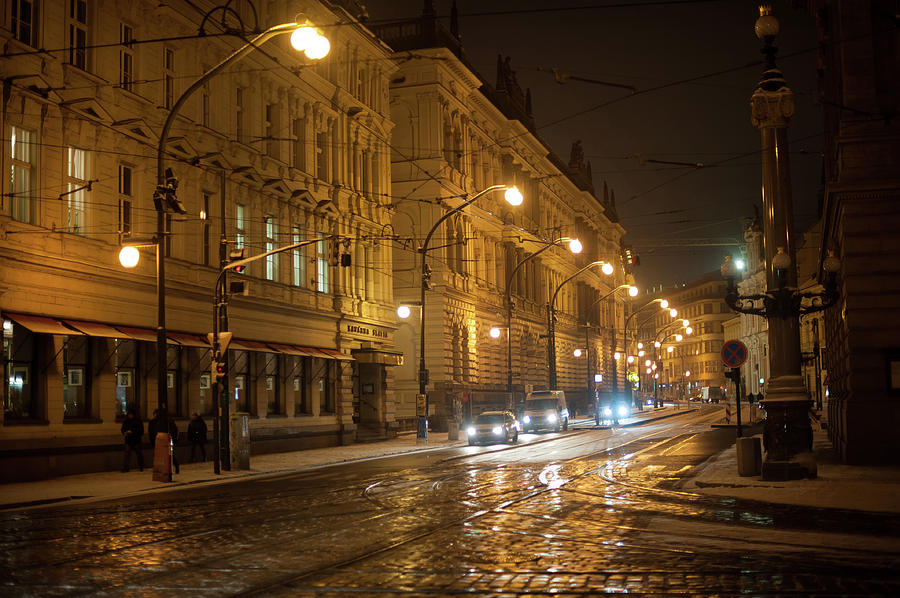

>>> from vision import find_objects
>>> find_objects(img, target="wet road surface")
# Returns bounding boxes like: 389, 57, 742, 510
2, 410, 899, 596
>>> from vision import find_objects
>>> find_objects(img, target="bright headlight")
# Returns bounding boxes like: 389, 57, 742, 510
466, 427, 476, 436
523, 415, 531, 423
603, 407, 612, 417
492, 426, 503, 435
547, 414, 557, 423
617, 405, 628, 417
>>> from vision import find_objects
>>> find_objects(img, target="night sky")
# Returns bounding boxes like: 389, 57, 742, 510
364, 0, 823, 290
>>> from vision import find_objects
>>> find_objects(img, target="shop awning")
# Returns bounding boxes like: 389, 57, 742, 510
167, 332, 210, 348
63, 319, 129, 338
230, 339, 273, 352
317, 348, 355, 361
114, 326, 176, 344
4, 313, 81, 336
267, 343, 316, 356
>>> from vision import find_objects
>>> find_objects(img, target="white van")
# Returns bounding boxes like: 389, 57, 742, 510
522, 390, 569, 432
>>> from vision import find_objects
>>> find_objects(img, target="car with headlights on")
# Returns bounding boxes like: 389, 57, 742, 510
466, 411, 520, 445
521, 390, 569, 432
599, 397, 631, 425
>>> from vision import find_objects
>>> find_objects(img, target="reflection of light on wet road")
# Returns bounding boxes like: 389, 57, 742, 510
538, 464, 566, 489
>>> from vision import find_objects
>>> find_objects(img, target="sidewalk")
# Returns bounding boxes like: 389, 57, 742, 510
684, 418, 900, 514
0, 407, 679, 512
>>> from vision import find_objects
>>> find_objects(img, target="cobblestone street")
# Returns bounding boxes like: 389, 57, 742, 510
3, 412, 899, 596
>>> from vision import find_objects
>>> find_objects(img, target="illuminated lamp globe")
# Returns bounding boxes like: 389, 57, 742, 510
304, 33, 331, 59
489, 327, 502, 339
601, 262, 614, 276
646, 368, 651, 374
119, 246, 140, 268
669, 308, 678, 318
675, 334, 683, 342
685, 370, 691, 377
290, 26, 318, 51
504, 186, 523, 206
667, 346, 674, 353
659, 299, 669, 309
627, 355, 635, 364
628, 285, 638, 297
637, 342, 644, 350
645, 359, 651, 367
654, 341, 661, 348
682, 319, 690, 327
397, 305, 411, 319
568, 239, 583, 254
685, 327, 693, 335
614, 352, 621, 360
652, 363, 657, 370
573, 348, 583, 357
638, 350, 645, 357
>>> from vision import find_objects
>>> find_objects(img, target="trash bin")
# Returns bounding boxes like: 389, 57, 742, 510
230, 412, 250, 470
447, 418, 459, 441
737, 436, 762, 476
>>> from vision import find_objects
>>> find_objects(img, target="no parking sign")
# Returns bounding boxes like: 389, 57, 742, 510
721, 340, 748, 368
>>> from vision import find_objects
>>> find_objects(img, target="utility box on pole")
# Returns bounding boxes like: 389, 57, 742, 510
230, 412, 250, 470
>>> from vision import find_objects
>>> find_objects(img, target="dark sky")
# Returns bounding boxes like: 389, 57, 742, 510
365, 0, 823, 290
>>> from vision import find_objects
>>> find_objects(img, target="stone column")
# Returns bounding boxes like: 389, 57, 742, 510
750, 8, 815, 480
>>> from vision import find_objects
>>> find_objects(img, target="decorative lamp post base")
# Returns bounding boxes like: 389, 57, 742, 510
761, 375, 816, 481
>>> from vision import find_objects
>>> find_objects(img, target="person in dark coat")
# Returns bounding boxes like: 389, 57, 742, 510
121, 409, 144, 472
148, 409, 160, 447
187, 413, 208, 462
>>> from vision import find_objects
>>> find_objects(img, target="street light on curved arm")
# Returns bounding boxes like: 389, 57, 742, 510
505, 236, 582, 395
418, 184, 523, 440
547, 260, 613, 389
150, 16, 331, 480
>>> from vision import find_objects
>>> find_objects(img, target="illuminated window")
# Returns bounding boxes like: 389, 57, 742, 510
66, 147, 87, 234
265, 215, 278, 281
9, 126, 36, 224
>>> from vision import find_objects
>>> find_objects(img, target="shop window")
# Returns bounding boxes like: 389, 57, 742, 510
264, 353, 281, 415
292, 356, 309, 415
231, 349, 250, 414
3, 320, 37, 420
63, 335, 91, 419
311, 358, 334, 414
167, 345, 182, 417
114, 339, 138, 418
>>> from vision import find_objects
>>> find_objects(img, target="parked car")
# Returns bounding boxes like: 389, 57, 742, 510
466, 411, 520, 445
522, 390, 569, 432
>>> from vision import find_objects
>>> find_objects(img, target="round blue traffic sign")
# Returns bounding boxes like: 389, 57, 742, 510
721, 340, 748, 368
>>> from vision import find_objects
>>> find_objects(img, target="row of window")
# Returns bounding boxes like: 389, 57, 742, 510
3, 322, 338, 423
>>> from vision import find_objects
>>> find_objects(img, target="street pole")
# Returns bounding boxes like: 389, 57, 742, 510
152, 19, 327, 477
750, 7, 813, 480
419, 185, 519, 441
548, 261, 607, 390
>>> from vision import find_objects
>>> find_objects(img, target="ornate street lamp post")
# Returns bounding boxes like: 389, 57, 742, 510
505, 237, 582, 397
547, 260, 613, 390
418, 185, 523, 441
152, 15, 330, 478
721, 6, 841, 481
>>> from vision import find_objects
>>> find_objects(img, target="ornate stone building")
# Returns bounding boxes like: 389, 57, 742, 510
374, 4, 626, 426
800, 0, 900, 463
0, 0, 399, 481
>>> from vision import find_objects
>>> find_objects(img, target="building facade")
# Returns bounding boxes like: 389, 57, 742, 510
802, 0, 900, 463
375, 5, 626, 426
1, 0, 401, 481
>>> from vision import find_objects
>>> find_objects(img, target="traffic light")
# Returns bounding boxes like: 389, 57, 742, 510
229, 248, 247, 273
623, 246, 640, 267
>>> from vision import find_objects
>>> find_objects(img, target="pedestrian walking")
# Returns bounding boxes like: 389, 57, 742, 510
187, 412, 208, 462
120, 409, 144, 472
